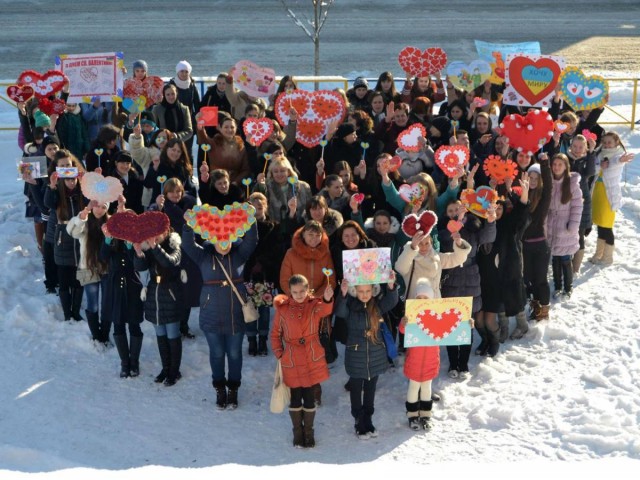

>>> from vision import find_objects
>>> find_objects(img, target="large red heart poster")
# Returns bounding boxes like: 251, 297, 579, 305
499, 110, 554, 155
398, 46, 448, 78
123, 76, 165, 108
106, 211, 170, 244
503, 54, 565, 108
404, 297, 473, 346
184, 202, 256, 250
17, 70, 67, 98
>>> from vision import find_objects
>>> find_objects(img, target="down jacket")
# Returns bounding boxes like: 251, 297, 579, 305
399, 321, 439, 382
546, 173, 583, 256
271, 294, 334, 388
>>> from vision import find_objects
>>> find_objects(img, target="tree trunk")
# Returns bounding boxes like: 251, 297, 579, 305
314, 38, 320, 91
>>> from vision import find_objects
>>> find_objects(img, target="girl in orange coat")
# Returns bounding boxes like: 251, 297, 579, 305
399, 278, 439, 431
271, 274, 335, 449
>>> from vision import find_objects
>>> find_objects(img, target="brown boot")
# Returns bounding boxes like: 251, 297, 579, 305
572, 249, 585, 274
289, 407, 304, 448
529, 299, 541, 320
535, 304, 550, 321
302, 407, 316, 448
598, 244, 614, 266
589, 239, 606, 263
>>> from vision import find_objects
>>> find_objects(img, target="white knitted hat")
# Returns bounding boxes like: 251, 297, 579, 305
176, 60, 192, 74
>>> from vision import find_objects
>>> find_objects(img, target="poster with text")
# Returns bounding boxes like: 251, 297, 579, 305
503, 54, 565, 108
342, 248, 392, 286
404, 297, 472, 347
55, 52, 124, 103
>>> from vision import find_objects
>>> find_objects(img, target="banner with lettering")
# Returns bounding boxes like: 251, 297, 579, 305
55, 52, 124, 103
503, 54, 565, 108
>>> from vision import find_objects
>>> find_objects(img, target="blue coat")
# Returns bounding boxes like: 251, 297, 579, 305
181, 222, 258, 335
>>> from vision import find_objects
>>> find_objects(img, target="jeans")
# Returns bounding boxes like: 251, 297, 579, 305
203, 331, 244, 383
84, 276, 108, 313
153, 322, 181, 339
245, 305, 271, 337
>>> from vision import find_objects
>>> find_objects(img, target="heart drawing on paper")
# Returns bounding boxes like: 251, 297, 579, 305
558, 66, 609, 111
416, 308, 462, 341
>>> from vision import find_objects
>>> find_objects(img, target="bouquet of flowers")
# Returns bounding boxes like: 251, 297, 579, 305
244, 281, 275, 307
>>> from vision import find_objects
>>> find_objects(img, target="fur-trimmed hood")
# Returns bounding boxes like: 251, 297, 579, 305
290, 227, 330, 261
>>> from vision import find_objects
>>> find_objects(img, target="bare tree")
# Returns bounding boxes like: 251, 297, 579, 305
279, 0, 335, 89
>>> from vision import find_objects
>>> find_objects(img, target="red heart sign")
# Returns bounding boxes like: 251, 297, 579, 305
416, 308, 462, 340
17, 70, 67, 98
381, 155, 402, 173
38, 98, 67, 116
499, 110, 554, 155
184, 202, 256, 249
401, 210, 438, 237
397, 124, 426, 153
123, 76, 165, 108
243, 118, 274, 146
434, 145, 469, 178
297, 119, 327, 148
398, 46, 448, 78
482, 155, 518, 185
507, 56, 562, 107
352, 193, 365, 204
447, 220, 464, 234
6, 84, 35, 102
106, 211, 170, 244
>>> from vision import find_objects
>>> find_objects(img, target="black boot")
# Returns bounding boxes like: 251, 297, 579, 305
419, 400, 433, 430
59, 290, 72, 321
113, 334, 130, 378
129, 334, 143, 377
258, 335, 268, 356
85, 310, 101, 342
164, 337, 182, 386
486, 327, 500, 357
302, 408, 316, 448
363, 406, 377, 437
180, 307, 195, 339
154, 335, 170, 383
354, 410, 369, 439
474, 326, 489, 355
100, 318, 112, 346
212, 379, 227, 410
226, 380, 240, 409
71, 287, 84, 321
406, 401, 421, 430
289, 407, 304, 448
247, 336, 257, 357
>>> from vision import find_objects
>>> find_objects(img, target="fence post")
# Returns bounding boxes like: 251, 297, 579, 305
631, 78, 638, 130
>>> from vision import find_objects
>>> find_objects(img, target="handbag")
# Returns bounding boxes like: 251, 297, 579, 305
270, 359, 290, 414
215, 257, 259, 323
380, 321, 398, 360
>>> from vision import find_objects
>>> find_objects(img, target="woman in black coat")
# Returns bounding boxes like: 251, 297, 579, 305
109, 151, 145, 214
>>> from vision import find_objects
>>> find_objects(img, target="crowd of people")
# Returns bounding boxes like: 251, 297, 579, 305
16, 58, 634, 448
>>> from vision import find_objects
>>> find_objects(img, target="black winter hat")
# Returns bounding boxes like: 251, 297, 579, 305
41, 135, 60, 150
353, 77, 369, 89
335, 123, 356, 139
430, 116, 451, 136
115, 151, 133, 163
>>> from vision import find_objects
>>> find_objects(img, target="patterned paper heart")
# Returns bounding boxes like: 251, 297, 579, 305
381, 155, 402, 172
416, 308, 462, 340
17, 70, 67, 98
554, 120, 571, 133
397, 124, 426, 153
243, 118, 274, 146
296, 119, 327, 148
81, 172, 124, 204
122, 96, 147, 114
184, 202, 256, 250
106, 211, 170, 244
506, 55, 563, 107
322, 268, 334, 277
352, 193, 365, 204
460, 187, 499, 219
446, 220, 464, 234
6, 84, 35, 102
482, 155, 518, 185
398, 183, 427, 208
274, 90, 311, 124
401, 209, 438, 237
123, 76, 165, 108
558, 66, 609, 111
446, 60, 492, 90
434, 145, 470, 178
582, 129, 597, 142
398, 46, 448, 78
499, 110, 554, 155
37, 98, 67, 116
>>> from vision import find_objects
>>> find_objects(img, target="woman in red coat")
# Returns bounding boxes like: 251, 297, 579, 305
399, 278, 439, 431
271, 274, 335, 449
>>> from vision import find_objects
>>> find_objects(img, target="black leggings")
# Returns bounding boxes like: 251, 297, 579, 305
349, 376, 378, 418
597, 226, 614, 245
113, 322, 143, 337
523, 240, 551, 305
290, 386, 315, 409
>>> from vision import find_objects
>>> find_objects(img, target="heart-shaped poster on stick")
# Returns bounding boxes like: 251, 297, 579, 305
482, 155, 518, 185
381, 155, 402, 173
123, 76, 164, 108
582, 129, 597, 142
243, 118, 274, 146
17, 70, 67, 98
446, 60, 492, 91
558, 66, 609, 111
554, 120, 571, 133
401, 209, 438, 237
398, 46, 448, 78
460, 187, 499, 218
397, 124, 426, 153
6, 85, 35, 103
503, 54, 565, 108
398, 182, 427, 209
122, 96, 147, 115
499, 110, 554, 155
183, 202, 256, 250
447, 220, 464, 234
37, 98, 67, 116
404, 297, 472, 346
106, 211, 170, 244
81, 172, 124, 204
434, 145, 469, 178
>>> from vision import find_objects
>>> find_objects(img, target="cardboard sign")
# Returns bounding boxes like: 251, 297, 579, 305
342, 248, 392, 286
398, 46, 448, 78
504, 54, 565, 108
6, 85, 35, 103
460, 187, 499, 218
434, 145, 470, 178
404, 297, 473, 347
232, 60, 276, 98
123, 76, 164, 108
184, 202, 256, 250
243, 118, 274, 146
17, 156, 47, 181
558, 66, 609, 111
37, 98, 67, 116
80, 172, 124, 204
401, 210, 438, 237
106, 211, 170, 244
483, 155, 518, 184
474, 41, 541, 85
398, 183, 427, 208
122, 96, 146, 114
198, 106, 219, 127
446, 60, 492, 91
56, 167, 79, 178
499, 110, 554, 155
17, 70, 67, 98
55, 52, 124, 103
397, 124, 426, 153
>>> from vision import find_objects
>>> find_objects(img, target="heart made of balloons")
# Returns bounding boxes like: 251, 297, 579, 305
397, 124, 426, 153
37, 98, 67, 116
80, 172, 124, 204
184, 202, 256, 250
499, 110, 554, 155
401, 209, 438, 237
243, 118, 274, 146
106, 211, 170, 244
123, 76, 164, 107
381, 155, 402, 173
446, 59, 492, 90
416, 308, 462, 340
460, 187, 499, 219
6, 84, 35, 102
398, 182, 427, 208
398, 46, 448, 78
17, 70, 67, 98
507, 55, 562, 107
482, 155, 518, 185
558, 66, 609, 111
434, 145, 470, 178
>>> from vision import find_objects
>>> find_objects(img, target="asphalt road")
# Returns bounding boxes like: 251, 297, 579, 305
0, 0, 638, 80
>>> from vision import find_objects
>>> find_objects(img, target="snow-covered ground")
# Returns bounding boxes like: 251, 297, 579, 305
0, 78, 639, 479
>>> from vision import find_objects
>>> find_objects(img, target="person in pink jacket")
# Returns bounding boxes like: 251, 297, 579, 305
546, 153, 583, 299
